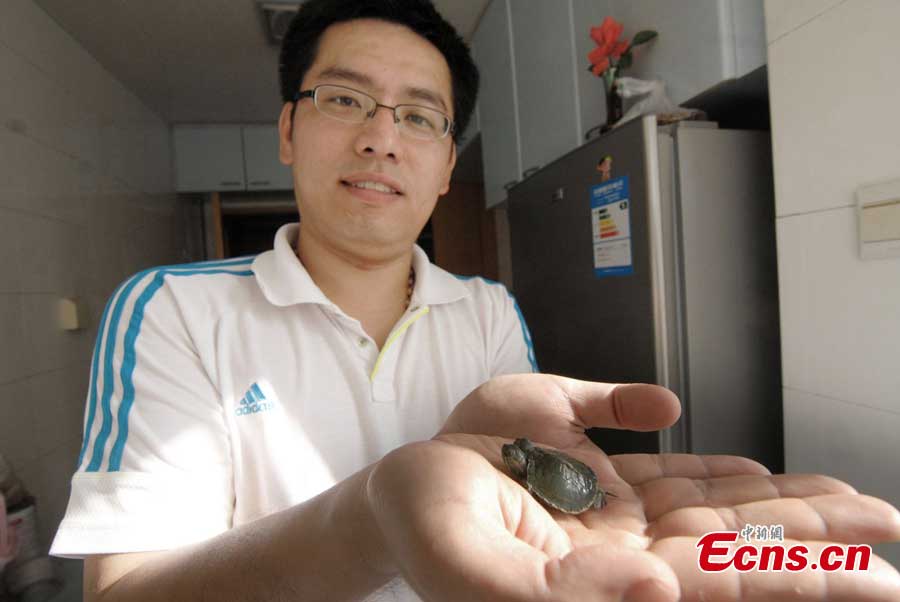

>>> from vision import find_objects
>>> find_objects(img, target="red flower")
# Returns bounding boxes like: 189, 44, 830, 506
588, 17, 628, 72
590, 58, 610, 76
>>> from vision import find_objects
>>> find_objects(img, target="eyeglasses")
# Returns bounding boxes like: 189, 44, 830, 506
293, 84, 455, 141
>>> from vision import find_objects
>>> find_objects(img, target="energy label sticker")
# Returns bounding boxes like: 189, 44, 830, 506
590, 176, 633, 278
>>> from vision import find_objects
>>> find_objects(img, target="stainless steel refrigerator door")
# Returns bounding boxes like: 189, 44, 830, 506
674, 127, 783, 472
508, 117, 662, 455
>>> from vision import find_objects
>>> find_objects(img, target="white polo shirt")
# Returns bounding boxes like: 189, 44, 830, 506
51, 223, 536, 568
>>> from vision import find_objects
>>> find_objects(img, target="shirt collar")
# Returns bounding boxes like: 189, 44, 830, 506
252, 223, 470, 308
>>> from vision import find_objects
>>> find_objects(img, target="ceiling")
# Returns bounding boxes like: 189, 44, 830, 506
31, 0, 491, 125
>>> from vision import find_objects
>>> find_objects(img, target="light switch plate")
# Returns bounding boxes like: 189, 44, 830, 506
856, 178, 900, 260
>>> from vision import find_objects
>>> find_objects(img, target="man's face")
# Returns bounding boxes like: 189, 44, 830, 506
278, 19, 457, 263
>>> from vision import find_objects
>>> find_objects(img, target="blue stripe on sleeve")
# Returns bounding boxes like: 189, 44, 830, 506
452, 275, 539, 373
509, 294, 538, 373
83, 257, 255, 472
108, 266, 255, 472
76, 283, 123, 470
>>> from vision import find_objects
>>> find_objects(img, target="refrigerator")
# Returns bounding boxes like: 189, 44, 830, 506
507, 115, 783, 472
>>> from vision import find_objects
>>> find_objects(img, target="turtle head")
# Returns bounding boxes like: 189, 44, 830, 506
501, 440, 529, 480
593, 488, 617, 510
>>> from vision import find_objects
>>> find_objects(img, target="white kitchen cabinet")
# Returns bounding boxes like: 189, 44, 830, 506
242, 125, 293, 191
608, 0, 766, 104
509, 1, 581, 177
174, 125, 245, 192
471, 0, 522, 209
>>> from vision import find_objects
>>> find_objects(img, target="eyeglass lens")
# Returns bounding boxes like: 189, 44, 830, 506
313, 85, 450, 140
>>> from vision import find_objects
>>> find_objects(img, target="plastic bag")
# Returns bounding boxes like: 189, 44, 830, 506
612, 77, 705, 129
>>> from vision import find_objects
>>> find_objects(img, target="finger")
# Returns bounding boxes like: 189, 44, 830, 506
638, 474, 857, 522
611, 454, 771, 486
649, 494, 900, 544
441, 374, 681, 448
562, 380, 682, 433
653, 536, 900, 601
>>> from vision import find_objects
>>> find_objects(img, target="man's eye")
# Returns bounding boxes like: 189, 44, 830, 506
333, 95, 360, 107
406, 112, 436, 130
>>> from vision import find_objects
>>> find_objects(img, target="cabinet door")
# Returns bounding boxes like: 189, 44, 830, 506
510, 0, 580, 176
174, 125, 245, 192
608, 0, 765, 104
242, 125, 294, 191
471, 0, 522, 209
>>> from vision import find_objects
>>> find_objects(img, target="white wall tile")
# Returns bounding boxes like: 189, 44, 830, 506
0, 294, 27, 384
776, 208, 900, 414
0, 208, 25, 293
16, 213, 76, 294
32, 437, 82, 552
0, 0, 115, 116
20, 293, 65, 376
784, 387, 900, 568
0, 379, 37, 470
763, 0, 847, 44
0, 43, 101, 169
0, 128, 41, 209
784, 388, 900, 494
1, 1, 189, 574
28, 369, 85, 458
767, 0, 900, 217
0, 129, 94, 225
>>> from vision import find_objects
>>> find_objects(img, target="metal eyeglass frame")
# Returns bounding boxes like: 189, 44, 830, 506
292, 84, 455, 141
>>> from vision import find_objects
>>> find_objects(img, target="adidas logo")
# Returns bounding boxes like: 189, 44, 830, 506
235, 381, 275, 417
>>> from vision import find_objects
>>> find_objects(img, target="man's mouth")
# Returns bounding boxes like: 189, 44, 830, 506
342, 180, 401, 195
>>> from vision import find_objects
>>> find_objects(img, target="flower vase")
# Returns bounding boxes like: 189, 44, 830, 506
602, 72, 623, 133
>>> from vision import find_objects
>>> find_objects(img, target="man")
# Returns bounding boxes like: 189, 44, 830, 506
51, 1, 900, 601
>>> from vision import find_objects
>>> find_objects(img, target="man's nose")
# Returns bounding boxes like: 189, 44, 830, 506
354, 105, 401, 160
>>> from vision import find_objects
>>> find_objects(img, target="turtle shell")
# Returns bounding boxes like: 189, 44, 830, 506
524, 445, 604, 514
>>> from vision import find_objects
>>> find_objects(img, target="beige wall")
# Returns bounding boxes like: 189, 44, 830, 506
765, 0, 900, 567
0, 0, 201, 598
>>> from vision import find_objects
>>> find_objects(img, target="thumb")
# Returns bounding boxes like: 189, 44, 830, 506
561, 379, 681, 433
441, 374, 681, 447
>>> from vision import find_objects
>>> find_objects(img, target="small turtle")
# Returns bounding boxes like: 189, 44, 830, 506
502, 438, 612, 514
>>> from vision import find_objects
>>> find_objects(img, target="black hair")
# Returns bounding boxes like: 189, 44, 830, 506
278, 0, 479, 143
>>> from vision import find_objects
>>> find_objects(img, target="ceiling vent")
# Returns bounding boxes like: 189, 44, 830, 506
258, 1, 307, 44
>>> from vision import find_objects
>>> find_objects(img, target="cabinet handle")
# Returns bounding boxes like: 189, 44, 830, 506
551, 187, 565, 203
503, 180, 519, 191
220, 181, 242, 187
249, 180, 271, 186
522, 166, 541, 179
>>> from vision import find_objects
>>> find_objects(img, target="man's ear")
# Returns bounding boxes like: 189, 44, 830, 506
438, 142, 457, 196
278, 103, 295, 166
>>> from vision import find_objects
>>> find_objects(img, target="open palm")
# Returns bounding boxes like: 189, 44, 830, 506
372, 374, 900, 601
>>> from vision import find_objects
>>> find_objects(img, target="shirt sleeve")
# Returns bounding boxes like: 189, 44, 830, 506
488, 283, 539, 377
50, 269, 234, 558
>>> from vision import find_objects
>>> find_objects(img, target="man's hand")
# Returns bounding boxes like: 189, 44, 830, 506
363, 374, 900, 601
